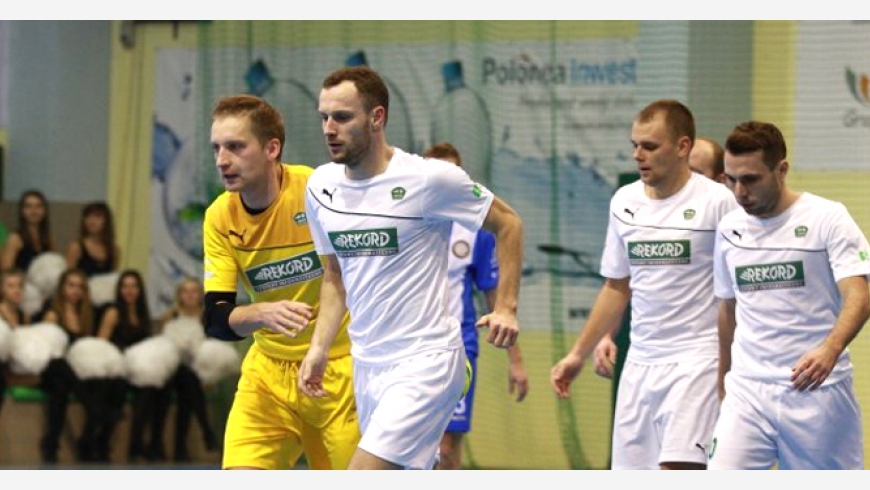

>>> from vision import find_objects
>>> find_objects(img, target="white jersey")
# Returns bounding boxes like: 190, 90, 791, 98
305, 148, 495, 365
446, 223, 480, 325
601, 172, 737, 363
713, 192, 870, 385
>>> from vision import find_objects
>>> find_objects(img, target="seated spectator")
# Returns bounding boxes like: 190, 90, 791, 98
0, 268, 31, 420
66, 201, 120, 277
1, 189, 54, 273
35, 268, 101, 464
159, 276, 219, 462
97, 269, 174, 463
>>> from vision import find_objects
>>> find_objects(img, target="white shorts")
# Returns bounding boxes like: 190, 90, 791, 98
708, 373, 863, 470
611, 357, 719, 469
354, 348, 466, 470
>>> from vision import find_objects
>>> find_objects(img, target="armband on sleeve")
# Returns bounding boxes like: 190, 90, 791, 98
203, 291, 245, 341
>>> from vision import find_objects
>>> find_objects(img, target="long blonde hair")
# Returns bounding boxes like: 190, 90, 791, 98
160, 276, 204, 324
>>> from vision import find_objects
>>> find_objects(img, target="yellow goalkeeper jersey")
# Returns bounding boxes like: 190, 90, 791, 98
203, 163, 351, 361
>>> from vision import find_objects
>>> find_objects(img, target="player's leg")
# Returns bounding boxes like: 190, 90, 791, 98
223, 344, 304, 469
658, 357, 719, 470
707, 375, 777, 470
778, 377, 863, 470
437, 352, 477, 470
610, 361, 660, 469
299, 353, 361, 469
354, 348, 466, 470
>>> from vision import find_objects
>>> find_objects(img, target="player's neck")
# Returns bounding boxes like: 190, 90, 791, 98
241, 163, 282, 212
645, 166, 692, 200
345, 142, 394, 181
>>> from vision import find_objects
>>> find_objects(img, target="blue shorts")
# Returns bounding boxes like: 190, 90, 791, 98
445, 351, 477, 433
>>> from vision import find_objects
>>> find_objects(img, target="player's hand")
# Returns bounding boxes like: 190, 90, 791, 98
476, 311, 519, 348
790, 343, 839, 392
550, 353, 584, 399
592, 336, 618, 379
508, 361, 529, 402
299, 347, 330, 398
257, 301, 312, 338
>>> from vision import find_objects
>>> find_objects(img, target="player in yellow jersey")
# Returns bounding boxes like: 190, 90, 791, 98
203, 94, 359, 470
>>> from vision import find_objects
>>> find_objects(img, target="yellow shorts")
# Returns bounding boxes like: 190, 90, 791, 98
222, 343, 360, 469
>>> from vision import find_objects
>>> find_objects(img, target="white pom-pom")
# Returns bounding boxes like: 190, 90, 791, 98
8, 322, 70, 375
26, 252, 68, 299
0, 318, 12, 362
191, 339, 240, 385
89, 272, 120, 307
21, 282, 45, 317
161, 316, 205, 364
124, 336, 181, 387
66, 337, 127, 379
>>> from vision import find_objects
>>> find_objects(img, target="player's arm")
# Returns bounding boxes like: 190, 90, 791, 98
591, 326, 621, 379
202, 210, 312, 340
478, 196, 523, 348
484, 288, 529, 402
550, 277, 630, 398
791, 275, 869, 392
203, 290, 312, 340
299, 254, 347, 398
717, 297, 736, 401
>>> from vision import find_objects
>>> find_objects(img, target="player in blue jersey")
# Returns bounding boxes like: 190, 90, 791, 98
424, 142, 529, 470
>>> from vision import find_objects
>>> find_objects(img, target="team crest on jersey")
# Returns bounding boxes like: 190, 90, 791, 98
245, 250, 323, 293
391, 187, 406, 200
452, 239, 471, 258
683, 209, 695, 220
860, 251, 869, 262
736, 261, 805, 292
794, 225, 808, 238
472, 183, 484, 198
329, 228, 399, 257
293, 212, 307, 225
628, 240, 690, 265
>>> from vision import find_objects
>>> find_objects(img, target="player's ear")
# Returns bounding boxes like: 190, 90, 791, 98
266, 137, 282, 160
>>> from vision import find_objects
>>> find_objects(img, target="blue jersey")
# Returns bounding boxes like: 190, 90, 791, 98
446, 223, 499, 359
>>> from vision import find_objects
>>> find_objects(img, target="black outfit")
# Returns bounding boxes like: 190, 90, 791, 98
13, 239, 41, 272
0, 307, 25, 419
75, 240, 114, 277
37, 331, 103, 464
165, 313, 219, 462
104, 310, 170, 463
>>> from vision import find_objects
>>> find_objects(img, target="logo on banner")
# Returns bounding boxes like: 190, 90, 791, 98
842, 67, 870, 128
845, 67, 870, 106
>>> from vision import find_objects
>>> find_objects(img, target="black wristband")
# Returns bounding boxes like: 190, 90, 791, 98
203, 291, 245, 341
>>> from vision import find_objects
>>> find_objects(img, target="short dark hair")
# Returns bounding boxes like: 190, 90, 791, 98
423, 142, 462, 166
636, 99, 695, 143
212, 94, 285, 160
724, 121, 786, 170
322, 66, 390, 127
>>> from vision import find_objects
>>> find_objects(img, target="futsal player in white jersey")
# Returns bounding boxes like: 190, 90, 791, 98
709, 121, 870, 470
299, 66, 524, 470
550, 99, 738, 469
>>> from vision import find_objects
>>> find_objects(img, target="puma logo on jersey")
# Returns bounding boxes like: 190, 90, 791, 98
228, 229, 246, 242
623, 208, 636, 219
322, 188, 337, 202
732, 230, 742, 240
